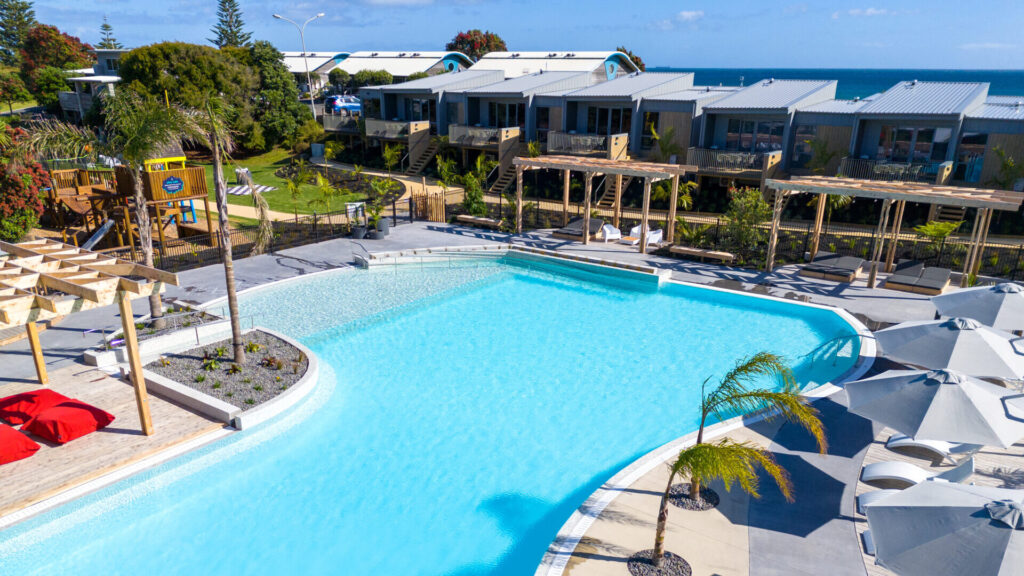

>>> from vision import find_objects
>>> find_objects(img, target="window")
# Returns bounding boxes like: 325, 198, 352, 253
446, 102, 460, 125
486, 102, 525, 129
954, 132, 988, 182
536, 107, 550, 131
756, 121, 785, 152
104, 58, 119, 72
877, 125, 953, 163
586, 106, 632, 136
725, 119, 777, 152
790, 125, 818, 169
641, 112, 660, 150
931, 128, 952, 162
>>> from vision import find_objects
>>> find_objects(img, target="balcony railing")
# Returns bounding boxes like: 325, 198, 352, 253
547, 131, 617, 157
449, 124, 501, 147
837, 157, 943, 183
687, 147, 765, 173
323, 113, 359, 133
365, 118, 411, 140
57, 91, 93, 113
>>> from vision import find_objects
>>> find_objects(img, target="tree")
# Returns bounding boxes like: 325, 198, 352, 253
648, 125, 683, 164
19, 24, 92, 101
0, 0, 35, 66
0, 122, 47, 242
405, 71, 429, 81
914, 220, 963, 262
28, 90, 197, 325
308, 172, 340, 214
615, 45, 645, 72
382, 142, 404, 182
648, 352, 826, 569
0, 69, 29, 113
986, 146, 1024, 191
445, 29, 506, 61
328, 68, 350, 90
461, 154, 493, 217
350, 69, 393, 89
283, 160, 310, 219
227, 41, 310, 150
209, 0, 251, 48
28, 65, 68, 109
724, 187, 772, 251
97, 15, 122, 49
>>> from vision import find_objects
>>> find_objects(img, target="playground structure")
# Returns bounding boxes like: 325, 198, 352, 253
42, 148, 216, 254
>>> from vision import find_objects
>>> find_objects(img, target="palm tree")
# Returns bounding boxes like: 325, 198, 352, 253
283, 161, 311, 220
188, 95, 246, 363
648, 351, 827, 569
308, 173, 338, 214
28, 91, 194, 327
649, 125, 684, 164
382, 143, 404, 182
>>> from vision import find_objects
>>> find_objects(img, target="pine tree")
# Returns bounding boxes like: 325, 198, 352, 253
0, 0, 36, 66
97, 15, 122, 49
209, 0, 251, 48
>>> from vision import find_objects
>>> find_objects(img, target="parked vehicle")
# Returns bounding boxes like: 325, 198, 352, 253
325, 95, 361, 116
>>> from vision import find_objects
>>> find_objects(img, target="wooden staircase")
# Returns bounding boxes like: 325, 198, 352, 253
406, 141, 439, 175
596, 176, 632, 209
488, 164, 517, 194
932, 205, 968, 223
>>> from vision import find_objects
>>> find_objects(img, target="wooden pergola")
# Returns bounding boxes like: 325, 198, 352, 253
513, 155, 697, 254
765, 176, 1024, 288
0, 239, 180, 435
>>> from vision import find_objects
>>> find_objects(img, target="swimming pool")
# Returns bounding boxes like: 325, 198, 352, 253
0, 253, 862, 575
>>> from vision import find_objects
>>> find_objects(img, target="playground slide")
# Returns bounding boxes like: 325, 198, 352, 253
81, 219, 115, 250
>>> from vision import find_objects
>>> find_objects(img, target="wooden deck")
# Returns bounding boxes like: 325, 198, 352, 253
0, 363, 225, 519
855, 426, 1024, 575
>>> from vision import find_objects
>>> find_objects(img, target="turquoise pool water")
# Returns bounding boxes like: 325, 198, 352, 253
0, 254, 860, 575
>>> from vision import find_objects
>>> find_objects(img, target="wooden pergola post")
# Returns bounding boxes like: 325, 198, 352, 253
884, 200, 907, 272
666, 175, 680, 244
515, 165, 524, 235
26, 322, 47, 385
583, 173, 594, 246
640, 177, 652, 254
562, 169, 571, 226
614, 174, 623, 230
972, 208, 994, 277
117, 290, 154, 436
866, 198, 894, 289
808, 193, 827, 262
764, 190, 787, 272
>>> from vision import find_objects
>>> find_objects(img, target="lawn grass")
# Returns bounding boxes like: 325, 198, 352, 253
194, 210, 261, 228
195, 148, 365, 216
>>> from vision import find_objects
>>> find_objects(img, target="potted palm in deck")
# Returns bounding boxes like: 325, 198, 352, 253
634, 352, 827, 574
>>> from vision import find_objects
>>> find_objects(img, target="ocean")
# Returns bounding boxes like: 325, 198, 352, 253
648, 68, 1024, 100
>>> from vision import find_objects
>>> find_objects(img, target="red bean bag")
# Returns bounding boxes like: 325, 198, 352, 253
0, 423, 40, 465
0, 389, 73, 426
22, 400, 115, 445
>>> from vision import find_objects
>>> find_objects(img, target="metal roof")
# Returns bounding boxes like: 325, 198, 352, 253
967, 102, 1024, 121
469, 51, 636, 79
280, 51, 345, 74
326, 51, 470, 77
799, 98, 873, 114
462, 72, 589, 97
642, 86, 739, 103
66, 75, 120, 83
378, 69, 505, 94
857, 81, 989, 116
704, 79, 836, 112
565, 72, 694, 99
985, 95, 1024, 105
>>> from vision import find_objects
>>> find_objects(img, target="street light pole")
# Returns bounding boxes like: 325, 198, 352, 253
273, 12, 325, 117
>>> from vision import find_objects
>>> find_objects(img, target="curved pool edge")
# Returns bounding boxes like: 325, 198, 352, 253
232, 327, 321, 430
533, 299, 876, 576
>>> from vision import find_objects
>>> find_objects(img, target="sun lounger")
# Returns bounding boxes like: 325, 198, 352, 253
885, 433, 982, 464
669, 245, 736, 263
552, 217, 604, 241
800, 252, 865, 282
600, 224, 622, 243
884, 260, 952, 295
857, 489, 900, 515
860, 456, 974, 487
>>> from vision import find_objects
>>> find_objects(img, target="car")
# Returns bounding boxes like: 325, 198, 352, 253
324, 95, 362, 116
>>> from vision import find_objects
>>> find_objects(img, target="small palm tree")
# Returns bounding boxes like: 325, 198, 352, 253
382, 143, 404, 182
308, 173, 338, 214
649, 125, 684, 164
283, 161, 311, 220
647, 352, 827, 569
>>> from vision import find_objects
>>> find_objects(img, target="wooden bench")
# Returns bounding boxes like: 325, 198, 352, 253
669, 245, 736, 264
456, 215, 503, 230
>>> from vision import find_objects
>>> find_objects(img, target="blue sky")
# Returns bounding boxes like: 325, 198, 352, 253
34, 0, 1023, 69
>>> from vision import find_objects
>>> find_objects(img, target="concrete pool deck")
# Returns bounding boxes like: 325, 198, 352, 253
0, 222, 955, 573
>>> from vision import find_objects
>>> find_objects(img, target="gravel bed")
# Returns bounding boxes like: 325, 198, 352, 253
626, 550, 692, 576
145, 330, 308, 410
129, 308, 223, 343
668, 483, 721, 511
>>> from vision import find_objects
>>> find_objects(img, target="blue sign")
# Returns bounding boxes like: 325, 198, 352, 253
162, 176, 185, 195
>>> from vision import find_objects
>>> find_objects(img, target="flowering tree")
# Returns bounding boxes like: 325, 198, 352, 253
0, 70, 29, 113
19, 24, 92, 105
616, 46, 645, 71
445, 30, 506, 61
0, 124, 47, 242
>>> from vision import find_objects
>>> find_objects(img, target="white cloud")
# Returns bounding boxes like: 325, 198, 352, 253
960, 42, 1016, 50
848, 7, 890, 16
364, 0, 433, 5
677, 10, 705, 23
832, 11, 840, 19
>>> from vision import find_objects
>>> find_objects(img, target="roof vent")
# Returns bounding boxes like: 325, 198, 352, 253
908, 79, 918, 87
371, 52, 379, 57
566, 53, 575, 58
398, 52, 406, 57
854, 96, 860, 102
548, 52, 557, 58
1016, 100, 1022, 108
412, 52, 420, 57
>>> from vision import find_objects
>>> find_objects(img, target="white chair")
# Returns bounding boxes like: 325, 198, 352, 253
860, 456, 974, 487
601, 224, 622, 243
885, 433, 982, 464
857, 489, 900, 515
625, 224, 663, 247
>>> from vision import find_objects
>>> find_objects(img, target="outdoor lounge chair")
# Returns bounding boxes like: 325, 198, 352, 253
600, 224, 622, 243
800, 252, 865, 283
884, 260, 952, 295
552, 217, 604, 241
857, 489, 900, 515
885, 433, 982, 464
619, 225, 663, 247
860, 456, 975, 487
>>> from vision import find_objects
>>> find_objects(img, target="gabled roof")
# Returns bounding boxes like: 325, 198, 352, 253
325, 51, 472, 77
462, 71, 591, 97
565, 72, 694, 99
967, 97, 1024, 121
703, 79, 836, 113
799, 97, 874, 115
281, 51, 347, 75
378, 69, 505, 94
642, 86, 739, 104
469, 51, 637, 79
984, 95, 1024, 106
857, 81, 989, 116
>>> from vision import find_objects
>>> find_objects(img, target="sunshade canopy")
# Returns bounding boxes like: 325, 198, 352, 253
874, 317, 1024, 380
932, 283, 1024, 331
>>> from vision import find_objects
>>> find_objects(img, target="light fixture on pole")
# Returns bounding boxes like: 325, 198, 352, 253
273, 12, 325, 116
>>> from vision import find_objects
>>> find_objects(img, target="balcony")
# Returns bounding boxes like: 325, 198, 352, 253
837, 157, 946, 183
57, 91, 94, 113
365, 118, 412, 140
323, 113, 359, 133
448, 125, 519, 148
547, 131, 628, 159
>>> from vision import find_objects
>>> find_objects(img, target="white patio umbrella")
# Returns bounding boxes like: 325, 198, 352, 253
845, 369, 1024, 448
865, 482, 1024, 576
933, 283, 1024, 332
874, 317, 1024, 381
